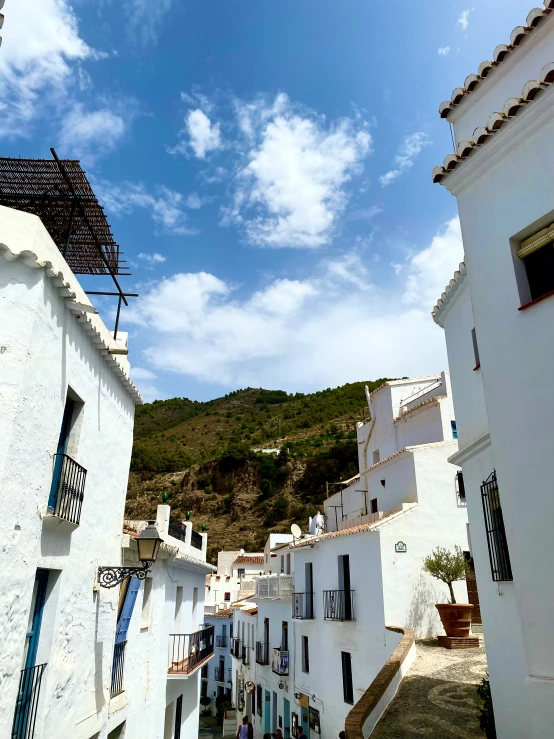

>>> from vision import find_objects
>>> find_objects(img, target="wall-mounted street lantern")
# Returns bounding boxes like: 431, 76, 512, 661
98, 521, 163, 588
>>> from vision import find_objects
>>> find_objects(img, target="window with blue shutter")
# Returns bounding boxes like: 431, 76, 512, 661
115, 577, 141, 644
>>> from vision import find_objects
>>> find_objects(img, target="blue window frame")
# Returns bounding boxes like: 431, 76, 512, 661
48, 398, 75, 510
451, 421, 458, 440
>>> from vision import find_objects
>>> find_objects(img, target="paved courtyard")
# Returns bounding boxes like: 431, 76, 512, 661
371, 637, 488, 739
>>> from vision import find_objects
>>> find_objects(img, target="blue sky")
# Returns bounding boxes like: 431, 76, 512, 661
1, 0, 535, 401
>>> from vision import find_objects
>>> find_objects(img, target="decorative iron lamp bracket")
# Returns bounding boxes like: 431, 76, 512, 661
97, 520, 163, 589
97, 561, 153, 589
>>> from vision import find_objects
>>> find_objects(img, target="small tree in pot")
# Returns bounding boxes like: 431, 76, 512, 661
200, 696, 212, 717
423, 545, 473, 637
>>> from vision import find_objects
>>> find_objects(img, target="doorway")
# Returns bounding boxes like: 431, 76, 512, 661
264, 691, 271, 735
283, 698, 291, 739
464, 551, 482, 624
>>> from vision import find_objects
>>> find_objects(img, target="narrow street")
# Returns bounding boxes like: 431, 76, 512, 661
371, 638, 487, 739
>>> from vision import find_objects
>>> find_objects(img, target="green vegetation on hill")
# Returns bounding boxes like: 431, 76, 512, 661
126, 379, 390, 559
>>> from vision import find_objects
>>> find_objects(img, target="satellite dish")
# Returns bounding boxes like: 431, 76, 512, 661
291, 524, 302, 539
240, 548, 245, 555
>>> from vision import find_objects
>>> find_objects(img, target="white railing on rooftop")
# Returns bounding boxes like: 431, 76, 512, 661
399, 380, 442, 412
255, 575, 294, 598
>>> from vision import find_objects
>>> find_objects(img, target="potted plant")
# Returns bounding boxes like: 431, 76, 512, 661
200, 696, 212, 717
423, 545, 473, 637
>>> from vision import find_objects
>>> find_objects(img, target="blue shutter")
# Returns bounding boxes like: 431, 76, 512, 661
115, 577, 141, 643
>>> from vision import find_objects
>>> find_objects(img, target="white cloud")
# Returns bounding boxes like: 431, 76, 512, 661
182, 109, 222, 159
0, 0, 93, 137
403, 217, 464, 308
138, 252, 166, 265
59, 104, 127, 162
98, 182, 196, 235
379, 131, 432, 187
130, 367, 162, 402
185, 193, 205, 209
457, 10, 470, 31
124, 0, 172, 44
126, 217, 464, 392
227, 93, 372, 248
438, 47, 450, 56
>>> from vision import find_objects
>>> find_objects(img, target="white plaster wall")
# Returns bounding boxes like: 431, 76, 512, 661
0, 218, 137, 738
395, 402, 445, 448
120, 553, 209, 739
366, 451, 417, 512
450, 11, 554, 143
379, 443, 469, 637
292, 535, 396, 739
444, 78, 554, 736
440, 281, 490, 455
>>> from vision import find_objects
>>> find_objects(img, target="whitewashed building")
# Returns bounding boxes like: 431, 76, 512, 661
118, 506, 214, 739
0, 204, 141, 739
0, 194, 215, 739
202, 609, 233, 717
205, 551, 264, 614
323, 374, 470, 636
432, 4, 554, 736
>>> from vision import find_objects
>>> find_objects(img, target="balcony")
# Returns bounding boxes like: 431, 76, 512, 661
110, 641, 126, 698
215, 635, 228, 648
256, 641, 269, 666
323, 590, 355, 621
12, 663, 47, 739
230, 637, 241, 659
49, 453, 87, 525
214, 667, 225, 683
272, 649, 289, 676
191, 530, 203, 551
242, 644, 250, 666
168, 517, 203, 551
292, 592, 314, 620
168, 625, 214, 677
255, 575, 293, 598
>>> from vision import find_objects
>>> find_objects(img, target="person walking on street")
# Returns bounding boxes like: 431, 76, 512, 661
237, 715, 254, 739
298, 727, 308, 739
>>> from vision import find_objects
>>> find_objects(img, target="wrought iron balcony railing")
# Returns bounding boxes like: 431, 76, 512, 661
481, 471, 513, 582
230, 637, 241, 658
110, 641, 126, 698
323, 590, 355, 621
191, 530, 203, 550
49, 453, 87, 525
214, 667, 225, 682
256, 640, 269, 666
272, 648, 289, 676
242, 644, 250, 666
168, 625, 214, 676
227, 667, 233, 683
216, 635, 228, 648
292, 592, 314, 620
12, 663, 47, 739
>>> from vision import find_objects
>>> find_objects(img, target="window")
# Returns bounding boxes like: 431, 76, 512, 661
481, 471, 513, 581
108, 723, 126, 739
517, 227, 554, 303
201, 680, 208, 698
192, 587, 198, 621
281, 621, 288, 651
257, 684, 263, 717
237, 568, 245, 578
302, 636, 309, 673
281, 555, 285, 573
372, 449, 380, 465
451, 421, 458, 440
224, 592, 231, 602
341, 651, 354, 704
286, 553, 291, 575
141, 577, 153, 628
456, 471, 466, 503
471, 328, 480, 369
174, 695, 183, 739
370, 498, 378, 514
174, 586, 183, 631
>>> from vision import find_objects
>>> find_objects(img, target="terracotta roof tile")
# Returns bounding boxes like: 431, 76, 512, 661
234, 555, 264, 564
438, 3, 554, 119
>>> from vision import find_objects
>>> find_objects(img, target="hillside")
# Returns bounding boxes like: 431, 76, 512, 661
126, 379, 389, 561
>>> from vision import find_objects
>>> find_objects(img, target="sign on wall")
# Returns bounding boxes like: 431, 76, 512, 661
395, 541, 407, 553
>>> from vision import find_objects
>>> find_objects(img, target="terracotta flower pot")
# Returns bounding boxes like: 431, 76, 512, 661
436, 603, 473, 637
